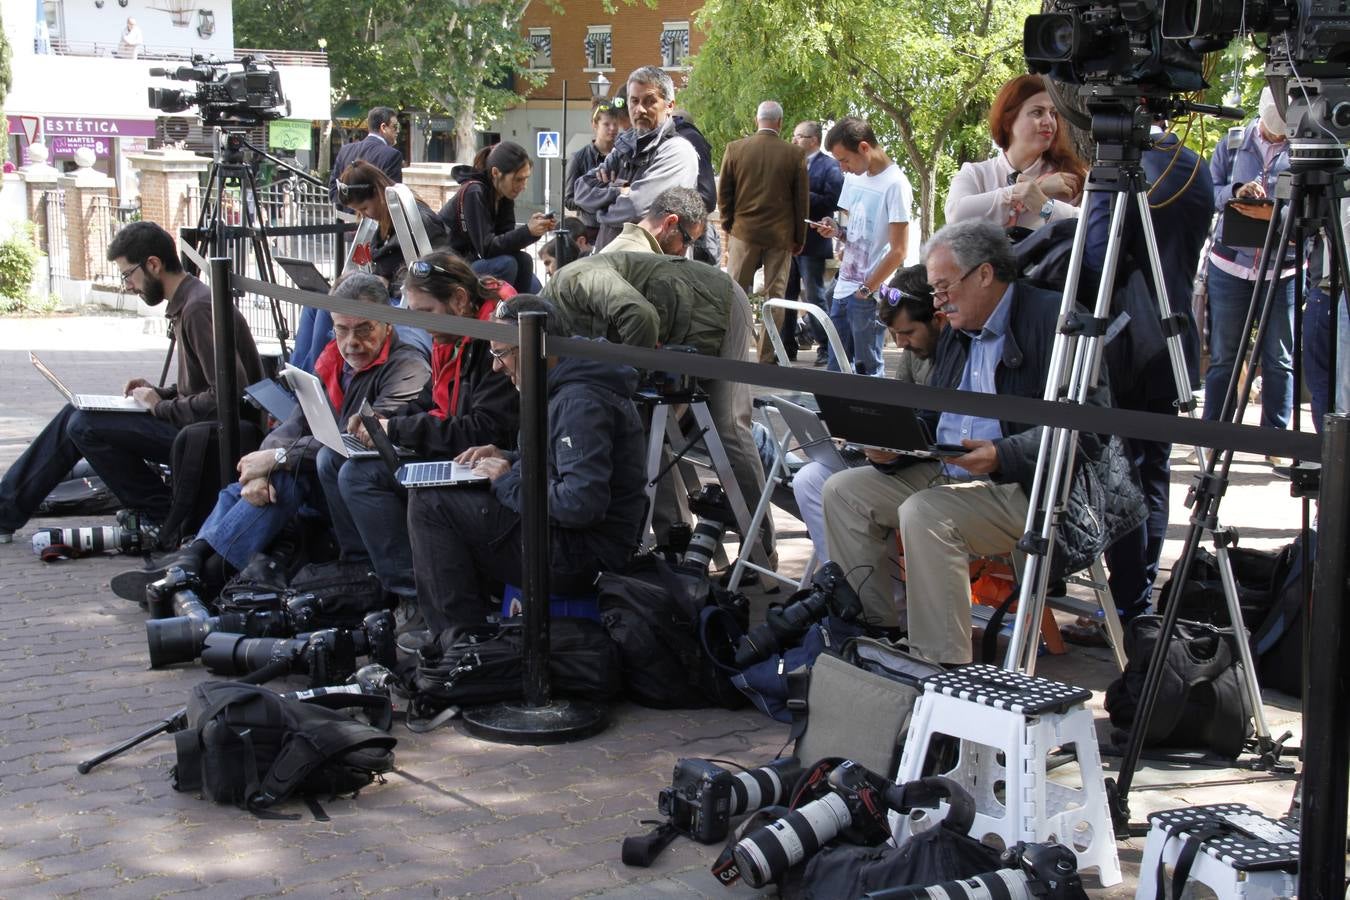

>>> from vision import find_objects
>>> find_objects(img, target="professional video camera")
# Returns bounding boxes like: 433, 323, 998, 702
863, 842, 1088, 900
733, 561, 864, 667
147, 54, 289, 127
199, 610, 396, 687
658, 757, 801, 844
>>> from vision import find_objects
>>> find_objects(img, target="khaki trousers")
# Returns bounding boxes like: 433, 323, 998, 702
821, 463, 1029, 664
727, 234, 793, 364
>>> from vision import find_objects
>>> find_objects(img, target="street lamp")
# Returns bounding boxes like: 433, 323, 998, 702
589, 72, 610, 101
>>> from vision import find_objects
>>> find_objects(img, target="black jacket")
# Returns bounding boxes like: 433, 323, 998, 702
384, 338, 520, 457
492, 351, 646, 569
442, 168, 536, 261
672, 115, 717, 213
564, 143, 606, 226
330, 134, 404, 209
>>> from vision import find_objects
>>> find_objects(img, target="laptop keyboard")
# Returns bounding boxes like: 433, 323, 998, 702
342, 433, 369, 453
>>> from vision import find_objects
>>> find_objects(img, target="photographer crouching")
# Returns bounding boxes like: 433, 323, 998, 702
821, 220, 1140, 665
404, 296, 647, 643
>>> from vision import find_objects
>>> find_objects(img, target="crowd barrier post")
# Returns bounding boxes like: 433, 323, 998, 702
1299, 413, 1349, 898
210, 256, 240, 485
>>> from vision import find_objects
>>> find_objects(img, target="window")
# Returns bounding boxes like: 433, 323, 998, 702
527, 27, 552, 70
584, 25, 613, 71
660, 22, 690, 69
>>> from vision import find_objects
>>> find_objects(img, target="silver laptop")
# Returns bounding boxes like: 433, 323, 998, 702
279, 364, 378, 458
30, 352, 148, 413
395, 460, 488, 489
772, 395, 846, 469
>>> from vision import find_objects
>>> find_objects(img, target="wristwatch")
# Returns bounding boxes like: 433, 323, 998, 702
1038, 199, 1055, 221
273, 446, 288, 468
856, 286, 875, 302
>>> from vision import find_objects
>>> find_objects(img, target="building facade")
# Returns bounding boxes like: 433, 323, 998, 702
488, 0, 705, 213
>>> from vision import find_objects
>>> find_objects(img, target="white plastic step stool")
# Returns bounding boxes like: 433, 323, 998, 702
891, 664, 1121, 886
1136, 803, 1299, 900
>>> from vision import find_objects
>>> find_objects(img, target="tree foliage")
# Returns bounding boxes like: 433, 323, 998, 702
682, 0, 1040, 239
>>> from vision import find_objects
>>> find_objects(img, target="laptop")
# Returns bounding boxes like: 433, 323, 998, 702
30, 352, 148, 413
275, 256, 333, 294
279, 363, 378, 458
354, 400, 487, 489
813, 394, 967, 458
772, 395, 847, 469
243, 377, 299, 422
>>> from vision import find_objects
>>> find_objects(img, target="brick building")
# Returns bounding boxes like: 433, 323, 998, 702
487, 0, 706, 214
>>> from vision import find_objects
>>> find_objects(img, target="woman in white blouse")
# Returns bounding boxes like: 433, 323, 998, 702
945, 74, 1087, 229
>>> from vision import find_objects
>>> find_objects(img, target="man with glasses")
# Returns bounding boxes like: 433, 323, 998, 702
404, 296, 646, 642
329, 107, 404, 212
820, 220, 1121, 664
0, 222, 264, 545
600, 187, 706, 256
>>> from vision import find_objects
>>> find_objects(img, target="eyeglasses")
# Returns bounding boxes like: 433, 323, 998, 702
119, 262, 144, 285
876, 284, 931, 307
931, 265, 982, 300
676, 222, 696, 251
409, 259, 456, 280
488, 345, 517, 362
333, 322, 381, 341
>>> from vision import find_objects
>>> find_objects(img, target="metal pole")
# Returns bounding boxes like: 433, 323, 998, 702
560, 78, 569, 216
518, 310, 551, 708
1299, 414, 1350, 899
210, 256, 240, 486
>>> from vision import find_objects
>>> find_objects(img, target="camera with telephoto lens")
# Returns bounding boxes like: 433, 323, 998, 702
32, 525, 140, 557
677, 484, 737, 576
637, 344, 700, 398
657, 757, 801, 844
734, 561, 863, 667
145, 566, 206, 619
199, 610, 396, 687
730, 759, 904, 889
146, 590, 325, 669
148, 54, 289, 127
863, 841, 1087, 900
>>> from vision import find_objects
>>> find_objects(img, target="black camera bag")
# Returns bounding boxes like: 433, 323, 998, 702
172, 681, 395, 815
1104, 615, 1253, 758
596, 553, 748, 710
216, 558, 388, 630
410, 617, 621, 717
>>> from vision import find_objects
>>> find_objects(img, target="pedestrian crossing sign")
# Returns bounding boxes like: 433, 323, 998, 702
536, 131, 561, 159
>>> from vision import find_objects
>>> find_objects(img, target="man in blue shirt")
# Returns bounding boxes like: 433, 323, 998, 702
821, 220, 1119, 664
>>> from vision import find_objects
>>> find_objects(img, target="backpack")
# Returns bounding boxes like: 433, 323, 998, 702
172, 681, 395, 816
596, 553, 749, 710
37, 471, 120, 517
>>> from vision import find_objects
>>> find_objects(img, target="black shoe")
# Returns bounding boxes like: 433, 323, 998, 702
396, 628, 436, 655
110, 544, 204, 603
813, 354, 828, 367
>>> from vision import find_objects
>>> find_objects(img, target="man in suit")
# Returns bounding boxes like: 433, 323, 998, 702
789, 120, 845, 365
329, 107, 404, 210
718, 101, 810, 363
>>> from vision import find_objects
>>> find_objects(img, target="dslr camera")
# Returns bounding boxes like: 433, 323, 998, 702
148, 54, 289, 127
734, 561, 863, 667
200, 610, 396, 687
636, 344, 700, 399
657, 757, 800, 844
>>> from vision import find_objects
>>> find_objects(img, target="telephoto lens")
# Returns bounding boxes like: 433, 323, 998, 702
32, 525, 137, 557
732, 791, 855, 888
680, 518, 728, 574
200, 631, 310, 678
145, 591, 214, 668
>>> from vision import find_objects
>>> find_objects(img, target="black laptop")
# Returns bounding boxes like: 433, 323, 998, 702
275, 256, 333, 294
813, 394, 967, 458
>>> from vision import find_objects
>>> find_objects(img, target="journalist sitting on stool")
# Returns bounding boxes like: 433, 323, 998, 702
404, 296, 646, 644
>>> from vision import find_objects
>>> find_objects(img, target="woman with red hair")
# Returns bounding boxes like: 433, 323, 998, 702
945, 74, 1087, 229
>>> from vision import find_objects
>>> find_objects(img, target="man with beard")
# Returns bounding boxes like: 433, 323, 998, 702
0, 222, 264, 544
572, 66, 699, 251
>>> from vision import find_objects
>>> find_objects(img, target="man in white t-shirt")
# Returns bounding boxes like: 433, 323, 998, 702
810, 117, 912, 375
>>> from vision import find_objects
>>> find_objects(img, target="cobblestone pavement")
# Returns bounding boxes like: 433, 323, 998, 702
0, 316, 1310, 897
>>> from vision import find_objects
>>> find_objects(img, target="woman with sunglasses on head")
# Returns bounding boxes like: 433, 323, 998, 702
945, 74, 1086, 230
564, 103, 623, 249
442, 142, 553, 295
315, 252, 520, 615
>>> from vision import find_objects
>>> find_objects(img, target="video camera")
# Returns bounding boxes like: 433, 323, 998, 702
199, 610, 397, 687
733, 561, 864, 667
148, 54, 289, 127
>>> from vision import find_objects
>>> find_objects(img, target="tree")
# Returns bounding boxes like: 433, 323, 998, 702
682, 0, 1040, 239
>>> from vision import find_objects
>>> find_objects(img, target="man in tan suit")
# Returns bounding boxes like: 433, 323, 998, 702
719, 101, 810, 364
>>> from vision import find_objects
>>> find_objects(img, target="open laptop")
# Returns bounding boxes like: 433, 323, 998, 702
243, 377, 299, 423
30, 352, 148, 413
279, 363, 378, 458
352, 401, 488, 489
813, 394, 967, 458
274, 256, 333, 294
772, 395, 847, 469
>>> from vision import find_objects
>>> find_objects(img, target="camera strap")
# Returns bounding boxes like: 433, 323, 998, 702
620, 820, 681, 868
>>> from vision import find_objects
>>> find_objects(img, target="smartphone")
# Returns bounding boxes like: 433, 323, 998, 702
804, 218, 828, 227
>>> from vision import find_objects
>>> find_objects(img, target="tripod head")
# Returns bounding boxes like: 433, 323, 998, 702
211, 128, 324, 188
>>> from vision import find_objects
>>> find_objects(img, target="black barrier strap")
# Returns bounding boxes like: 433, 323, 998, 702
232, 273, 1322, 461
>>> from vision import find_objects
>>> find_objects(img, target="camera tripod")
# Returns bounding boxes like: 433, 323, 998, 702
1109, 92, 1350, 835
179, 127, 325, 363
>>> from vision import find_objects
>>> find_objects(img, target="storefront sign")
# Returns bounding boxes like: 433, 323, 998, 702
43, 117, 157, 138
50, 135, 111, 157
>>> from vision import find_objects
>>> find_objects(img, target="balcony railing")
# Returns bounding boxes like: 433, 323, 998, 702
43, 40, 328, 67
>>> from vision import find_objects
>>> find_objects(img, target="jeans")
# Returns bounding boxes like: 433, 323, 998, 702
406, 486, 604, 635
0, 403, 182, 532
791, 457, 848, 564
797, 257, 830, 357
472, 253, 541, 295
1203, 262, 1294, 429
827, 291, 886, 375
197, 469, 309, 571
315, 449, 415, 596
1302, 285, 1342, 429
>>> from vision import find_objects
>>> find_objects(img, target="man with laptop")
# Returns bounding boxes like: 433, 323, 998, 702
820, 220, 1118, 665
0, 222, 264, 544
114, 273, 428, 590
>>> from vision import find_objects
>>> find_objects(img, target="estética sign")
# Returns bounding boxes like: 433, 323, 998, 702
43, 117, 157, 138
